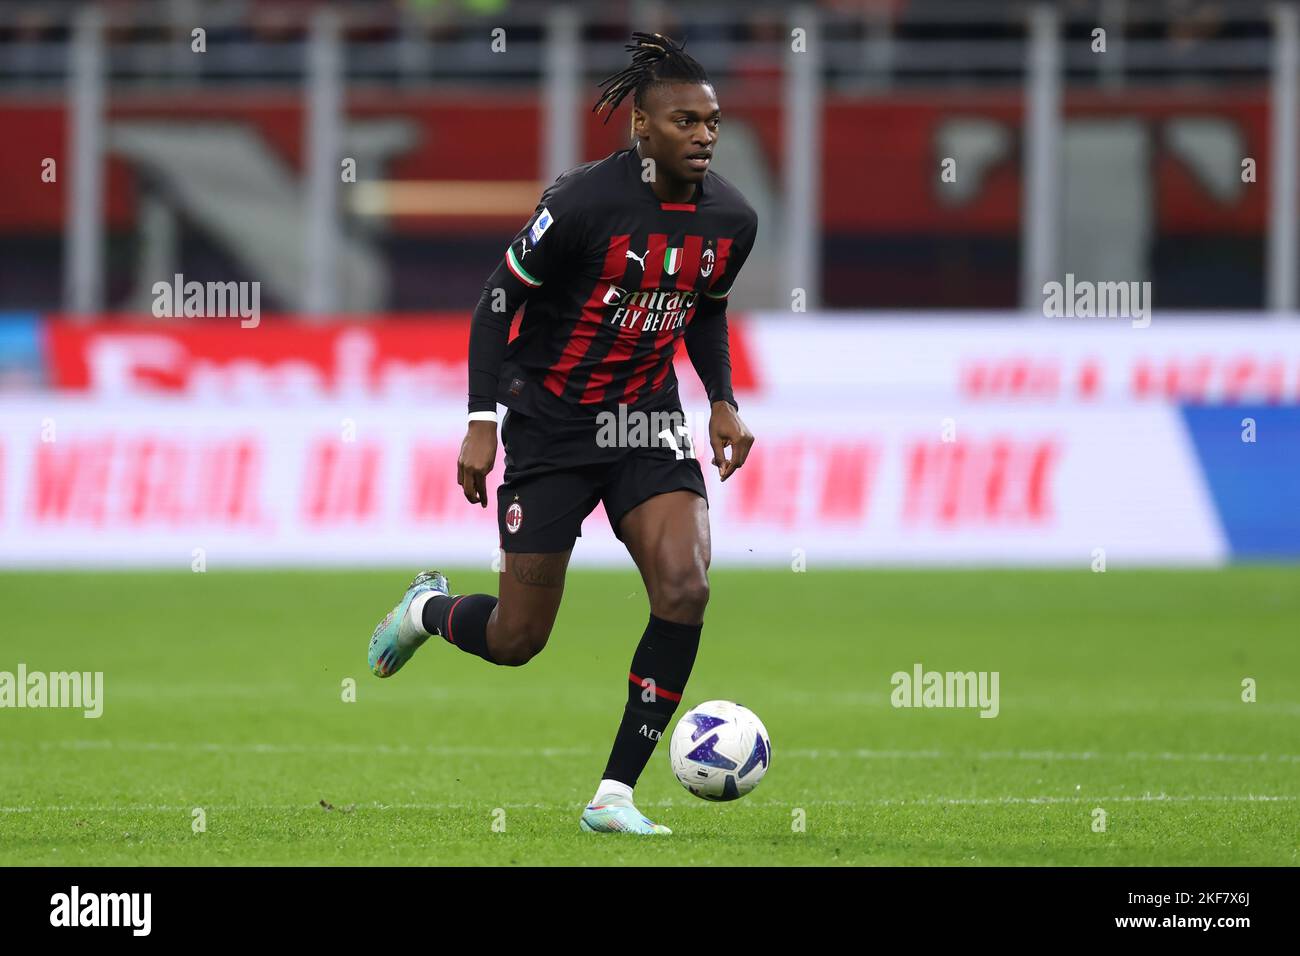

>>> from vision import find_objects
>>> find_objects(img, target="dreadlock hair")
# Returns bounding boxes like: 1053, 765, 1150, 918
592, 32, 712, 124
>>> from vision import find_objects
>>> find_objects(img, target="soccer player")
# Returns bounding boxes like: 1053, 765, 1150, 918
367, 33, 757, 834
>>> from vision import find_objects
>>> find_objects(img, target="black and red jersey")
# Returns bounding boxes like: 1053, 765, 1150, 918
468, 145, 757, 420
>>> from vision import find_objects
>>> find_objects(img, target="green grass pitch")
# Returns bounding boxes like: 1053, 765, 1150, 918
1, 567, 1296, 866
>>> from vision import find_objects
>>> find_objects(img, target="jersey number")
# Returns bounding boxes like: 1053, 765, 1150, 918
658, 423, 696, 461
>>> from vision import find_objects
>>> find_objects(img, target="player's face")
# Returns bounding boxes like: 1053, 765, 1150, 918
635, 82, 720, 184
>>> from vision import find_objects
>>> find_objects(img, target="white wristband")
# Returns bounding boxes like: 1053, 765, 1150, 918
468, 411, 498, 424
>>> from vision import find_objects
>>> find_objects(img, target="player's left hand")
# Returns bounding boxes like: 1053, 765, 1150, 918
708, 400, 753, 482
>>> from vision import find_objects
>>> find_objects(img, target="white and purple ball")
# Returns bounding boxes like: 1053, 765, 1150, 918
669, 700, 771, 801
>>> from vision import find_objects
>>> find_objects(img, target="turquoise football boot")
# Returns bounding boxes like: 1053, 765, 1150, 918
580, 794, 672, 835
368, 570, 449, 678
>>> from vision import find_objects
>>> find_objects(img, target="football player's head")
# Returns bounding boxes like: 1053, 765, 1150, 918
594, 32, 719, 185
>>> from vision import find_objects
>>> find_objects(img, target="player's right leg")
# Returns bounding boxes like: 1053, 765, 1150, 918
367, 428, 599, 676
368, 551, 572, 676
367, 406, 600, 676
485, 551, 571, 663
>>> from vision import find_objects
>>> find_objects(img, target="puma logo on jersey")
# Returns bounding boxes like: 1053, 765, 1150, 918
625, 248, 648, 268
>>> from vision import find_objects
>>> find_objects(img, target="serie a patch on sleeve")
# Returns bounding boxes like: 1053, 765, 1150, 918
529, 206, 554, 243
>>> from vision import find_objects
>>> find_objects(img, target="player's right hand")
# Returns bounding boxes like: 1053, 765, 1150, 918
457, 420, 498, 508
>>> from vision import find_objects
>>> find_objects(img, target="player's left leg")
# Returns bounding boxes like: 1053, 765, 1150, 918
581, 489, 710, 835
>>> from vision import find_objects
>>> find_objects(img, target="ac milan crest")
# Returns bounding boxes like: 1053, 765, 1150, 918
701, 246, 715, 277
505, 499, 524, 534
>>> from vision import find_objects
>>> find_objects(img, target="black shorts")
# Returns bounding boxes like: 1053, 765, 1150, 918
496, 407, 708, 553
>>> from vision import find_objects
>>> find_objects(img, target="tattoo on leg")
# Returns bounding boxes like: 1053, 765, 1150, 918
506, 552, 569, 588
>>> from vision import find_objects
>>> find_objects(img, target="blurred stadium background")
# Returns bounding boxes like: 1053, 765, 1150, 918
0, 0, 1297, 568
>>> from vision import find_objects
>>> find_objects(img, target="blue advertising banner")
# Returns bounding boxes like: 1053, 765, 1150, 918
0, 312, 42, 388
1181, 405, 1300, 559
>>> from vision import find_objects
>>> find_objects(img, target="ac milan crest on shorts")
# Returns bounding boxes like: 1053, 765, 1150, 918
505, 498, 524, 534
496, 408, 707, 553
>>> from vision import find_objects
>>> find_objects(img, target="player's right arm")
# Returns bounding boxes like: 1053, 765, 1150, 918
458, 185, 582, 507
457, 266, 514, 509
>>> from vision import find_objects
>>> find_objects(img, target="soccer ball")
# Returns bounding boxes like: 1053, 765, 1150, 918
669, 700, 771, 801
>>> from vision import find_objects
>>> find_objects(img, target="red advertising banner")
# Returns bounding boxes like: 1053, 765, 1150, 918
41, 315, 759, 401
0, 91, 1268, 236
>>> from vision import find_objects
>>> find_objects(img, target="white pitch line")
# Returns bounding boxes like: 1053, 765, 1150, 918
2, 740, 1296, 764
71, 685, 1300, 717
797, 748, 1300, 763
0, 794, 1294, 814
0, 740, 590, 757
972, 749, 1300, 763
838, 793, 1299, 807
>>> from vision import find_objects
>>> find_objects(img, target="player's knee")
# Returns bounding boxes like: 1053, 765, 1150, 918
655, 568, 710, 622
493, 619, 552, 666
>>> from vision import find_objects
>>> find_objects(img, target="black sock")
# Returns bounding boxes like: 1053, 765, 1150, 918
423, 593, 499, 664
600, 615, 702, 788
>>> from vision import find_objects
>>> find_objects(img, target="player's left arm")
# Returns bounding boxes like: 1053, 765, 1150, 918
686, 297, 750, 482
687, 213, 758, 482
